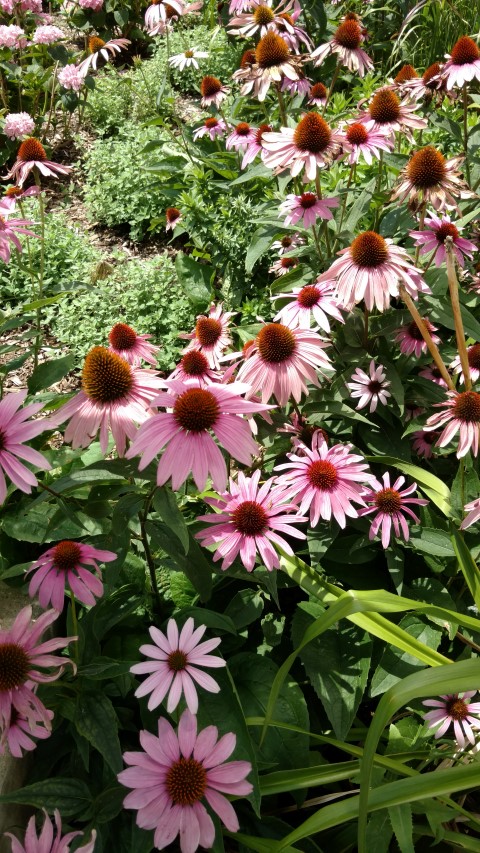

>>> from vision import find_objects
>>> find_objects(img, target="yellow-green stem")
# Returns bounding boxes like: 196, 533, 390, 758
399, 285, 455, 391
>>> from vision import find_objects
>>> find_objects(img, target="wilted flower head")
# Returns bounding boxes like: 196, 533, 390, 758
391, 146, 474, 212
233, 31, 302, 102
165, 206, 182, 231
3, 113, 34, 141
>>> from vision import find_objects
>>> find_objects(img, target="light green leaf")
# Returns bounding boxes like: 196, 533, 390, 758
370, 615, 442, 697
389, 804, 415, 853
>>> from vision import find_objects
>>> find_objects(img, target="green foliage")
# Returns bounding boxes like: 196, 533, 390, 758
50, 255, 196, 369
153, 23, 239, 95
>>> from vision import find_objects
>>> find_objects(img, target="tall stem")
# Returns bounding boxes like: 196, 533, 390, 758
399, 285, 454, 391
445, 236, 471, 390
70, 591, 79, 664
323, 62, 340, 113
276, 86, 287, 126
311, 224, 323, 263
139, 487, 163, 612
33, 177, 45, 370
463, 83, 471, 186
414, 202, 426, 266
363, 306, 369, 350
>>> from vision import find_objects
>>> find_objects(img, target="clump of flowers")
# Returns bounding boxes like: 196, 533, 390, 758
3, 112, 34, 141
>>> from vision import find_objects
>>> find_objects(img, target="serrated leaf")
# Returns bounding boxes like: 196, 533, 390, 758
409, 528, 455, 557
175, 252, 212, 307
0, 779, 92, 816
245, 225, 279, 273
153, 486, 189, 554
389, 804, 415, 853
74, 691, 123, 774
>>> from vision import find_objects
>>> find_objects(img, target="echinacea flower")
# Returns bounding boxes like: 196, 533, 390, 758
451, 344, 480, 384
0, 389, 50, 504
271, 232, 304, 255
395, 318, 440, 358
169, 351, 220, 385
131, 618, 225, 713
273, 7, 312, 53
441, 36, 480, 90
279, 192, 339, 229
181, 303, 234, 370
3, 113, 34, 141
169, 48, 208, 71
280, 72, 311, 97
235, 323, 331, 405
461, 498, 480, 529
241, 123, 271, 168
32, 25, 65, 44
274, 435, 373, 528
424, 390, 480, 457
0, 203, 38, 263
165, 206, 182, 231
193, 116, 227, 141
269, 256, 299, 276
228, 0, 296, 40
226, 121, 257, 151
409, 212, 476, 268
5, 137, 72, 186
145, 0, 183, 30
126, 379, 271, 492
391, 146, 474, 212
272, 280, 344, 332
118, 709, 253, 853
77, 36, 130, 77
0, 605, 74, 732
411, 429, 438, 459
229, 0, 252, 11
196, 469, 307, 571
347, 360, 391, 413
262, 112, 343, 180
200, 75, 229, 107
278, 412, 329, 450
317, 230, 430, 312
311, 16, 373, 76
419, 363, 449, 388
6, 810, 96, 853
48, 346, 162, 456
357, 88, 427, 140
108, 322, 160, 366
308, 81, 328, 106
340, 120, 393, 165
3, 185, 40, 202
57, 63, 84, 92
0, 702, 53, 758
358, 471, 428, 548
26, 540, 116, 610
232, 31, 302, 102
408, 61, 445, 99
392, 63, 419, 88
423, 692, 480, 747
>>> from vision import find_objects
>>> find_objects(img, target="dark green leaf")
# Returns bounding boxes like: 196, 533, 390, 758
175, 252, 213, 307
28, 355, 75, 393
0, 779, 92, 816
74, 692, 123, 774
370, 615, 443, 697
153, 486, 189, 554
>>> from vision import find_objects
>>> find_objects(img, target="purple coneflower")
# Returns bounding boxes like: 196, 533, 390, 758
233, 32, 302, 102
395, 318, 440, 358
6, 810, 96, 853
108, 322, 159, 366
5, 137, 72, 186
27, 541, 116, 610
228, 0, 296, 39
409, 212, 476, 268
200, 75, 229, 107
272, 280, 344, 332
169, 351, 220, 385
77, 36, 130, 76
165, 206, 182, 230
269, 255, 299, 276
240, 123, 271, 168
424, 390, 480, 457
451, 344, 480, 385
0, 389, 50, 504
262, 112, 343, 180
271, 232, 304, 255
461, 498, 480, 529
308, 82, 328, 107
226, 121, 258, 151
419, 363, 449, 388
0, 200, 38, 263
347, 360, 391, 413
357, 88, 427, 140
423, 692, 480, 747
169, 48, 208, 71
441, 36, 480, 90
311, 16, 373, 76
0, 702, 53, 758
279, 192, 339, 228
193, 116, 227, 141
341, 120, 393, 165
412, 429, 438, 459
145, 0, 183, 29
358, 471, 428, 548
181, 303, 234, 370
391, 146, 474, 212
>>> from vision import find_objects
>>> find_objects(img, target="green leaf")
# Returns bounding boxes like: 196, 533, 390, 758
0, 779, 92, 816
146, 521, 212, 601
365, 456, 451, 516
260, 762, 360, 797
389, 804, 414, 853
27, 355, 75, 394
342, 178, 376, 235
224, 589, 264, 629
92, 785, 125, 823
291, 602, 371, 739
153, 486, 189, 554
245, 225, 279, 273
451, 528, 480, 610
175, 252, 212, 307
74, 691, 123, 774
409, 528, 455, 557
370, 614, 442, 697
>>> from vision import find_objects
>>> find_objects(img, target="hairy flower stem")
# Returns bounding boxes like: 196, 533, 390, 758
463, 83, 471, 186
445, 236, 471, 390
399, 285, 455, 390
139, 487, 163, 612
336, 163, 355, 240
323, 62, 340, 114
363, 306, 369, 350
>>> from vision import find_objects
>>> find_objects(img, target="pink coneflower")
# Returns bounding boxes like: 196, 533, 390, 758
0, 26, 26, 49
409, 212, 476, 268
26, 541, 116, 610
108, 322, 159, 366
232, 32, 302, 102
405, 402, 425, 422
6, 810, 96, 853
77, 36, 130, 76
226, 121, 257, 151
425, 390, 480, 457
200, 75, 229, 107
408, 62, 445, 100
32, 25, 65, 44
0, 605, 74, 731
279, 192, 339, 229
131, 618, 225, 713
392, 63, 419, 89
311, 17, 373, 76
262, 112, 343, 180
241, 122, 271, 168
49, 346, 162, 456
271, 232, 304, 255
274, 8, 312, 53
3, 113, 34, 141
341, 120, 393, 165
5, 137, 72, 186
278, 412, 329, 450
308, 81, 328, 107
0, 203, 38, 263
412, 429, 438, 459
419, 363, 449, 388
193, 116, 227, 141
228, 0, 296, 39
317, 230, 429, 312
391, 146, 474, 212
274, 435, 373, 528
145, 0, 183, 29
461, 498, 480, 529
0, 389, 50, 504
229, 0, 252, 11
441, 36, 480, 90
451, 344, 480, 384
4, 185, 39, 202
395, 318, 440, 357
269, 255, 299, 276
126, 379, 270, 492
165, 206, 182, 231
196, 470, 307, 571
118, 709, 253, 853
169, 351, 220, 385
347, 360, 391, 413
272, 280, 344, 332
423, 692, 480, 747
280, 72, 312, 97
357, 88, 427, 140
181, 303, 234, 370
236, 323, 331, 405
58, 63, 84, 91
169, 48, 208, 70
358, 472, 428, 548
0, 702, 53, 758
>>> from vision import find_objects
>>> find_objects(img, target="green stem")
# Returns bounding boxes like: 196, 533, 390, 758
139, 486, 163, 612
414, 202, 426, 266
276, 86, 287, 126
311, 224, 323, 263
445, 236, 471, 390
322, 62, 340, 114
33, 177, 46, 370
363, 306, 369, 351
463, 83, 471, 186
70, 591, 79, 664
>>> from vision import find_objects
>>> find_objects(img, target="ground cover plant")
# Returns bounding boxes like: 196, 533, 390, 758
2, 0, 480, 851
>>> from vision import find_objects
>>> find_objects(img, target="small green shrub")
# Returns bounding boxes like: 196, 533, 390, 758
50, 255, 196, 371
153, 23, 240, 95
85, 66, 134, 134
81, 122, 174, 240
0, 204, 100, 304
